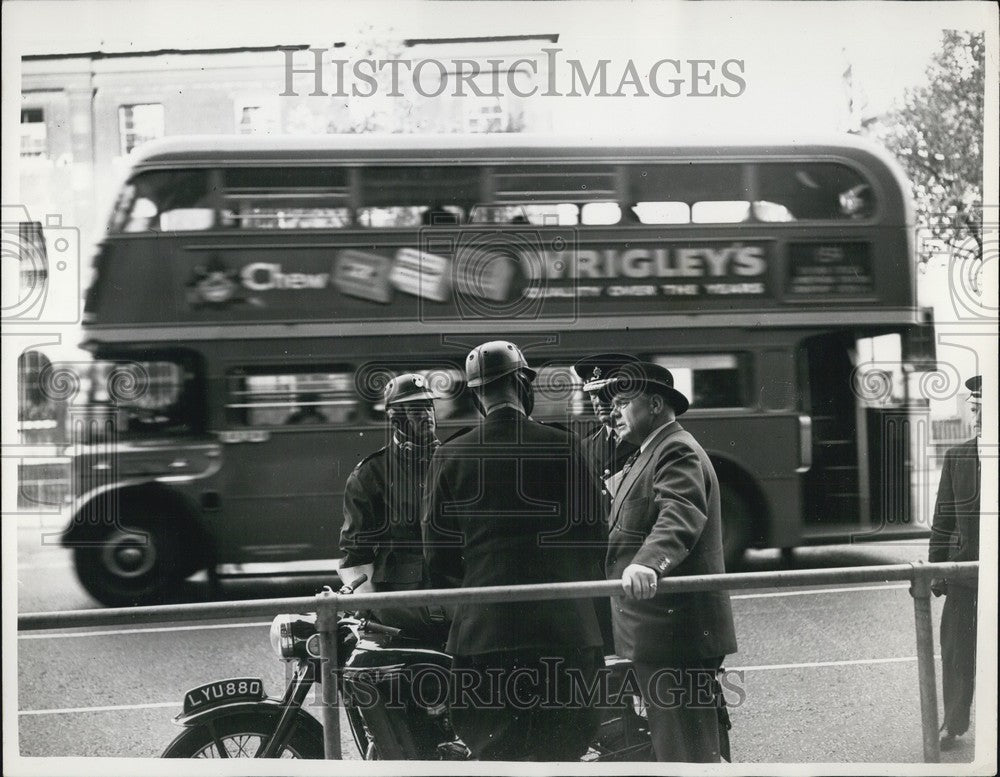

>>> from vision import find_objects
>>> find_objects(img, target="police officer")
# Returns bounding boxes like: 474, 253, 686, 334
423, 341, 605, 761
573, 354, 641, 655
930, 374, 982, 751
573, 353, 641, 511
339, 373, 446, 641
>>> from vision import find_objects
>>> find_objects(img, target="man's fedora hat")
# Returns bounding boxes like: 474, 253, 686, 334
572, 353, 642, 393
965, 374, 982, 398
601, 361, 690, 416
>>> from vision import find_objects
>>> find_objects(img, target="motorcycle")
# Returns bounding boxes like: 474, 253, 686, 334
162, 576, 652, 760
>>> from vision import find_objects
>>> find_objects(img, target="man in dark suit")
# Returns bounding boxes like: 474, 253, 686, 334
929, 374, 982, 751
603, 362, 738, 762
423, 340, 606, 761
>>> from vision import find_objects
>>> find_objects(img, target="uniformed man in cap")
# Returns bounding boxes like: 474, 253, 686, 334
603, 361, 738, 762
339, 372, 446, 640
930, 374, 982, 751
573, 353, 641, 512
572, 354, 641, 654
423, 340, 606, 761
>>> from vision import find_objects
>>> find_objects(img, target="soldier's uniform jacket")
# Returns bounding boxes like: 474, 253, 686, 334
605, 421, 738, 664
340, 440, 436, 590
929, 438, 981, 589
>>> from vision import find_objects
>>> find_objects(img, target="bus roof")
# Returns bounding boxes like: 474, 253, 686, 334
130, 132, 907, 171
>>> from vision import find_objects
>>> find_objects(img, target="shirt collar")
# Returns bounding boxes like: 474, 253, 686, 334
639, 421, 673, 453
486, 402, 526, 417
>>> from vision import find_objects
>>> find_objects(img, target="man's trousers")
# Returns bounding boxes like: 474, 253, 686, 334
940, 585, 977, 736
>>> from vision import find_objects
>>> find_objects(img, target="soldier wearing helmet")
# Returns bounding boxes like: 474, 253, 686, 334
422, 341, 606, 761
339, 372, 446, 641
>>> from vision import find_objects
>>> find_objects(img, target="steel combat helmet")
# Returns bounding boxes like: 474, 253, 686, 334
465, 340, 537, 388
383, 373, 437, 407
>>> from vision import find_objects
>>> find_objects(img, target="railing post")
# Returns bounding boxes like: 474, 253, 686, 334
315, 588, 342, 760
908, 561, 940, 763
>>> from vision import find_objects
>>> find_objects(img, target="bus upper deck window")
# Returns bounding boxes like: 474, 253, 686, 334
632, 202, 690, 224
113, 170, 214, 233
580, 202, 621, 225
756, 163, 876, 220
691, 201, 751, 224
221, 167, 352, 229
752, 200, 796, 222
358, 206, 464, 228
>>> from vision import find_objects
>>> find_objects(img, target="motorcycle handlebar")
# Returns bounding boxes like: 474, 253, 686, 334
364, 621, 402, 637
339, 574, 368, 595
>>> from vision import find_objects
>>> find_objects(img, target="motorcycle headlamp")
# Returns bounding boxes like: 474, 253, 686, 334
269, 613, 318, 660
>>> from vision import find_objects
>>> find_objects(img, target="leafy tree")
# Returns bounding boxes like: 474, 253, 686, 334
865, 31, 984, 268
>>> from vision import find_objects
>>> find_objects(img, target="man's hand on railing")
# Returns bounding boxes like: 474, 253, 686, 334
930, 578, 948, 597
621, 563, 659, 600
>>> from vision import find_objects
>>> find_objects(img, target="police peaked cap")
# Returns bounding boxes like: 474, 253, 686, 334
599, 361, 690, 416
572, 353, 643, 393
965, 374, 982, 398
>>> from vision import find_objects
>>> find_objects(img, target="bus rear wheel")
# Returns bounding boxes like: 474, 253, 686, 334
73, 519, 184, 607
720, 482, 752, 571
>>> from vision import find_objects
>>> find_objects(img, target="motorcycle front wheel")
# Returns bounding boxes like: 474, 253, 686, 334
162, 711, 325, 759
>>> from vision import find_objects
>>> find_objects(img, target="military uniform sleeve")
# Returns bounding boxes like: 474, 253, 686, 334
421, 450, 464, 588
630, 441, 709, 574
572, 447, 608, 564
340, 466, 378, 569
929, 447, 958, 564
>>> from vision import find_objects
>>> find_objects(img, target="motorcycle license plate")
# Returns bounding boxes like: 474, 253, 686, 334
182, 677, 265, 715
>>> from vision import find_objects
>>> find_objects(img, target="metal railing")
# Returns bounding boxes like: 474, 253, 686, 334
18, 560, 979, 763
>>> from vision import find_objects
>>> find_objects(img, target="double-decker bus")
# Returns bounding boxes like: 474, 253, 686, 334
59, 134, 934, 605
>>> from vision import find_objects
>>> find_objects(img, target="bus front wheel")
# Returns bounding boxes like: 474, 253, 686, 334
720, 482, 752, 571
72, 519, 184, 607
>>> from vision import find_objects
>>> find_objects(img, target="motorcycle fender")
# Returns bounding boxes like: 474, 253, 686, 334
173, 697, 292, 727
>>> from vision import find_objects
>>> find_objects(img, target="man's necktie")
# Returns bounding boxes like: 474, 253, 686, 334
621, 450, 640, 476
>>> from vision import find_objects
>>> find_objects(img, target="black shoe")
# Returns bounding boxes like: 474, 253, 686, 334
939, 733, 959, 751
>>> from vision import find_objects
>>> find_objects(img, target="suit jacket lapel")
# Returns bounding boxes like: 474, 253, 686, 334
609, 421, 683, 530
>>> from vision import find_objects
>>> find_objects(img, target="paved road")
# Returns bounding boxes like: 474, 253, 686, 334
13, 523, 980, 765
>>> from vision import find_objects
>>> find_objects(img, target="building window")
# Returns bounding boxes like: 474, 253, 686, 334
118, 104, 164, 156
20, 108, 48, 158
465, 97, 508, 133
234, 96, 279, 135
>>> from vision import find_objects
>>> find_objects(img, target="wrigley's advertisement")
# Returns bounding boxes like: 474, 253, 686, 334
86, 235, 877, 326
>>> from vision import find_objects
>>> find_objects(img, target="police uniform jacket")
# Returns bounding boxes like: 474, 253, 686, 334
605, 421, 738, 664
929, 438, 980, 589
422, 407, 605, 656
340, 441, 434, 589
579, 423, 639, 516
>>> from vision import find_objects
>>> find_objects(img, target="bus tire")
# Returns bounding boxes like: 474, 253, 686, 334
719, 482, 752, 571
72, 517, 184, 607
